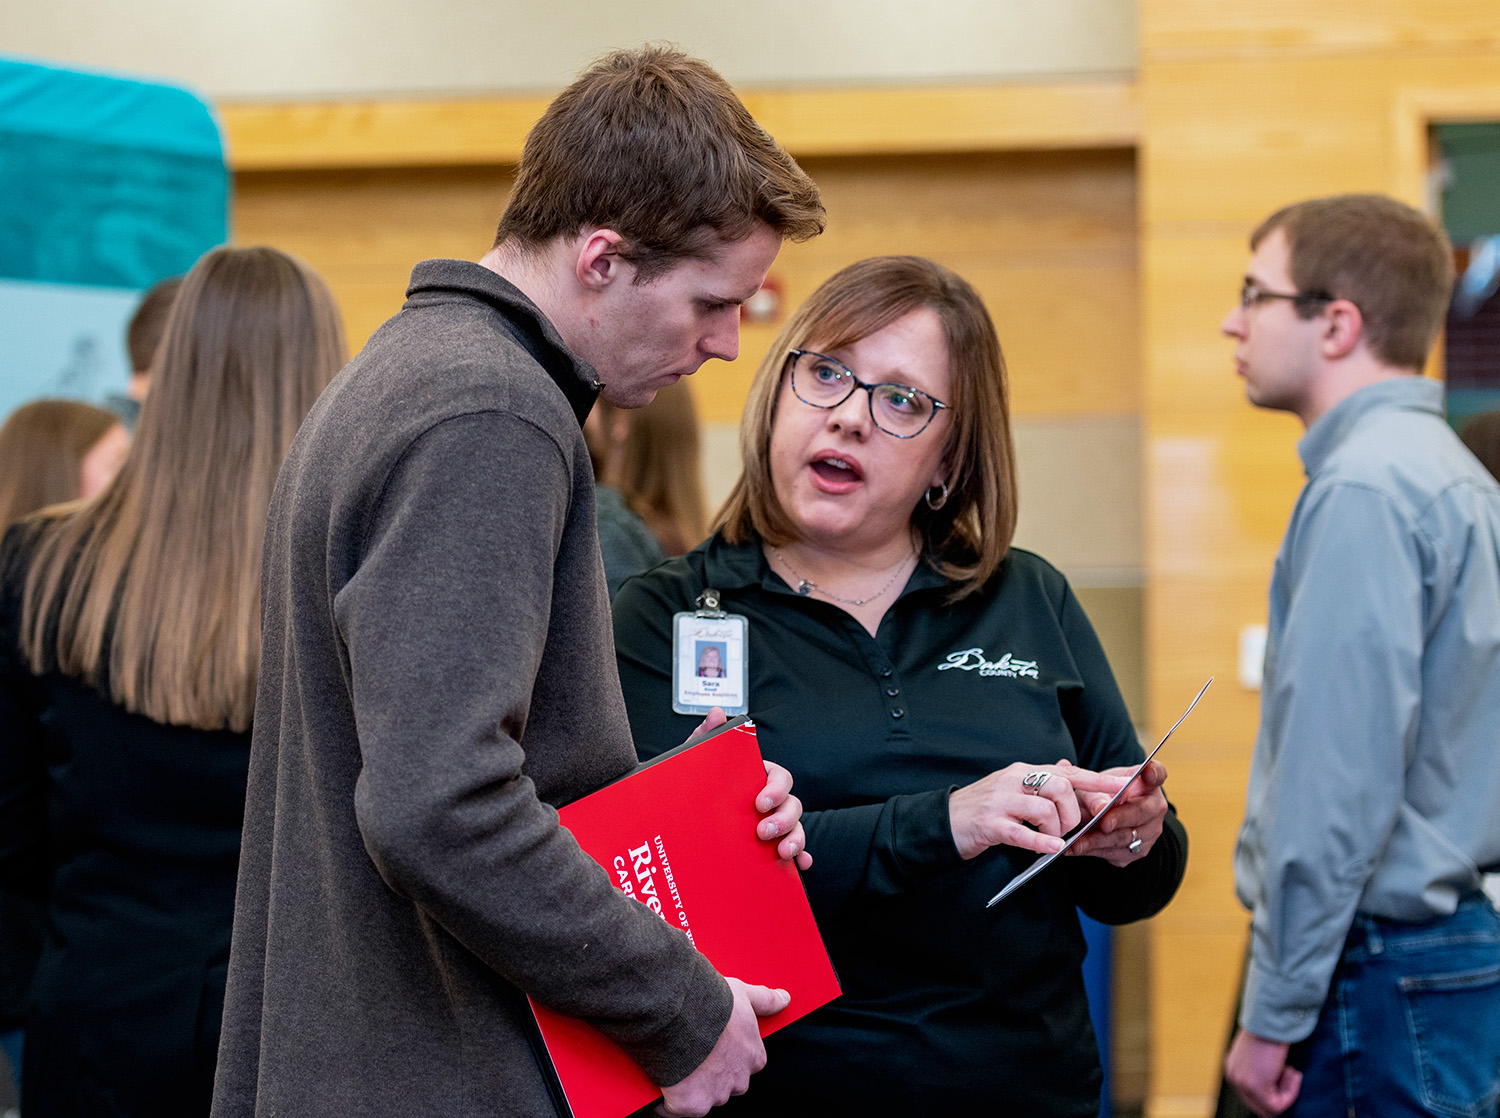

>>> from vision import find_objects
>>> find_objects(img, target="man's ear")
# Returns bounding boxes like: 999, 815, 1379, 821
1322, 298, 1364, 360
576, 229, 629, 291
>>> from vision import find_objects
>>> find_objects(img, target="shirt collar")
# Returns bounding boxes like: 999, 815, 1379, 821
404, 259, 602, 426
1297, 376, 1444, 477
698, 530, 953, 599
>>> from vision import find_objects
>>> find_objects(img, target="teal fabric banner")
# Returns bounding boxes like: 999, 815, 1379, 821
0, 56, 228, 289
0, 56, 228, 418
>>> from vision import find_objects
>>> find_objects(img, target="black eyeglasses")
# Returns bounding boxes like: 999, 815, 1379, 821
786, 349, 949, 439
1239, 280, 1336, 310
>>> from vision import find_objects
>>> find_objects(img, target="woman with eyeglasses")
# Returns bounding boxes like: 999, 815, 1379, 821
612, 256, 1187, 1116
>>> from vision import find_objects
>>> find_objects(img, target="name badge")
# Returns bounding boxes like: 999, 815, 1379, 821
672, 589, 749, 716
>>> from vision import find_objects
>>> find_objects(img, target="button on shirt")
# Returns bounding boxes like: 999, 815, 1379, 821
613, 534, 1188, 1116
1234, 376, 1500, 1043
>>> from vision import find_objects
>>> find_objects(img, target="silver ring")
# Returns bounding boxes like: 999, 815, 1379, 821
1021, 771, 1051, 795
1128, 830, 1142, 853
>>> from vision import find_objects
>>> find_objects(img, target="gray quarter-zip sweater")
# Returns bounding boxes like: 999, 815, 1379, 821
212, 260, 731, 1116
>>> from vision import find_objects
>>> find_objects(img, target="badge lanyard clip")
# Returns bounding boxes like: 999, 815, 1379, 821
672, 589, 749, 716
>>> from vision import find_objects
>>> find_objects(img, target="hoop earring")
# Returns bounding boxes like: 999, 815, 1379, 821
924, 482, 949, 511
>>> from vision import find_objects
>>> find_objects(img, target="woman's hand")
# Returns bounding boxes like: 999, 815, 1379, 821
756, 760, 811, 870
1063, 758, 1169, 867
948, 762, 1128, 861
688, 708, 812, 871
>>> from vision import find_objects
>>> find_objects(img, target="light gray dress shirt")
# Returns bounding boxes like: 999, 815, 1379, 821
1234, 376, 1500, 1043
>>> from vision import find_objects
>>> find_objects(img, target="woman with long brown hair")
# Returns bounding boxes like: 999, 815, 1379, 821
591, 383, 708, 551
0, 400, 126, 531
0, 398, 129, 1096
0, 246, 343, 1115
613, 380, 708, 556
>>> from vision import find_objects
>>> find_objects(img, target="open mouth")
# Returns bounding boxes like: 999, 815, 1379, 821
810, 454, 862, 484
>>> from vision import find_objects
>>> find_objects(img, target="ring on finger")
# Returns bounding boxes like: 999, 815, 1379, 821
1021, 771, 1051, 795
1128, 830, 1142, 853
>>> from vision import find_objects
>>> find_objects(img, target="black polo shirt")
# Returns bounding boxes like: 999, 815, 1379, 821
613, 531, 1188, 1117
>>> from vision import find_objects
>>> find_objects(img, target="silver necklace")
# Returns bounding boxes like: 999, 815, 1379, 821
771, 547, 913, 606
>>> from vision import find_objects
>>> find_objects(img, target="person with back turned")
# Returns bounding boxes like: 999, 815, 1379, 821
0, 245, 344, 1116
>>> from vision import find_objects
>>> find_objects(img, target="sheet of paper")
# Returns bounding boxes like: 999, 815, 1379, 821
985, 677, 1213, 909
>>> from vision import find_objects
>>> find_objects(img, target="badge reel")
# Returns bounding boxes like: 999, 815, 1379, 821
672, 590, 749, 716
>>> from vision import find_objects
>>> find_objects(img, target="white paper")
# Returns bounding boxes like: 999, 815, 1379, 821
986, 677, 1213, 908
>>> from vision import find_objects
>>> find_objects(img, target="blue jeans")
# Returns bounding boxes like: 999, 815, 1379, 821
0, 1027, 18, 1102
1286, 894, 1500, 1118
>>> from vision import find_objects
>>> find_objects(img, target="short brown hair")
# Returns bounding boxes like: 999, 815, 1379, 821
717, 256, 1018, 599
0, 399, 119, 529
1252, 194, 1454, 370
22, 246, 345, 732
127, 275, 183, 373
495, 45, 824, 279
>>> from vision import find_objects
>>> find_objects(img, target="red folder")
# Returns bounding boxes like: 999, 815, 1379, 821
529, 720, 840, 1118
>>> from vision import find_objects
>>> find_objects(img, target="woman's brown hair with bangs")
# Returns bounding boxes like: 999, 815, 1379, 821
19, 246, 345, 732
716, 256, 1017, 599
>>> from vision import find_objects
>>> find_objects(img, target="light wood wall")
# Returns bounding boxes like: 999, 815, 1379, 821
231, 148, 1138, 428
225, 81, 1140, 435
705, 148, 1140, 426
233, 165, 513, 349
1137, 4, 1500, 1115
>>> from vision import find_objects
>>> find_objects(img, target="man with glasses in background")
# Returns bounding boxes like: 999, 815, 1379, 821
1222, 194, 1500, 1117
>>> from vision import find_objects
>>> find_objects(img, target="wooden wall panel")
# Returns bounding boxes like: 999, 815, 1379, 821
1141, 1, 1500, 56
233, 166, 513, 351
221, 82, 1139, 170
1139, 5, 1500, 1115
233, 150, 1140, 428
1146, 55, 1500, 228
1144, 236, 1267, 413
1149, 928, 1248, 1118
1150, 743, 1257, 1115
734, 150, 1139, 425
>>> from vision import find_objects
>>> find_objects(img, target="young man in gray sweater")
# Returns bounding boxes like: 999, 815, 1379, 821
213, 47, 825, 1118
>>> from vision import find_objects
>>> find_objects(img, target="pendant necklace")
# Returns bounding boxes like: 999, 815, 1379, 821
771, 547, 913, 607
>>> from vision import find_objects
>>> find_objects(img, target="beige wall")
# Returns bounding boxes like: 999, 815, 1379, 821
0, 0, 1134, 100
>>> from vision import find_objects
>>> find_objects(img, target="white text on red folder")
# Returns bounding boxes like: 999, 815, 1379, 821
614, 837, 693, 945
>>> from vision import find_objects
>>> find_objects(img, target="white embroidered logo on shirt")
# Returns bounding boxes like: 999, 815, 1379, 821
937, 648, 1040, 678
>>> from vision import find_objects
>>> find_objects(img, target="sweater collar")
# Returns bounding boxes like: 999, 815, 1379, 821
404, 259, 601, 426
1297, 376, 1443, 477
